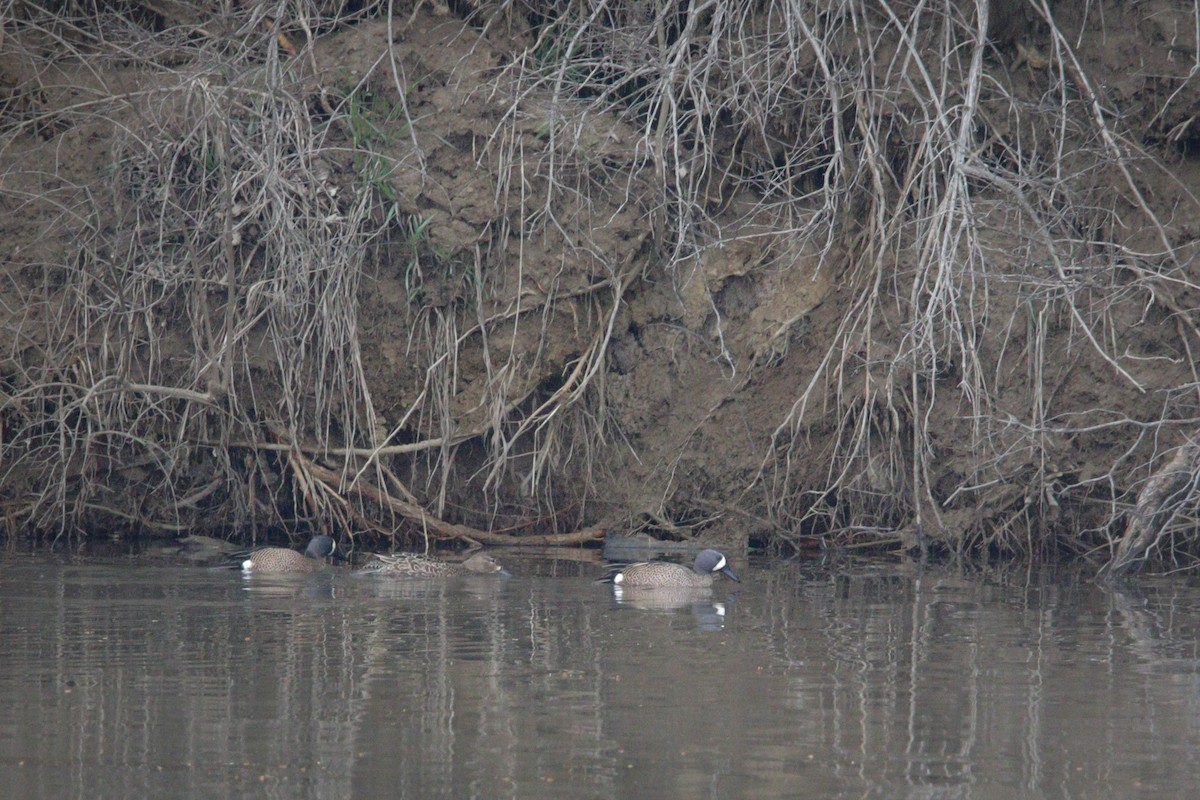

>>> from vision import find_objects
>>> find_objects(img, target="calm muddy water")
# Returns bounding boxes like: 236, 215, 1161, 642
2, 546, 1200, 799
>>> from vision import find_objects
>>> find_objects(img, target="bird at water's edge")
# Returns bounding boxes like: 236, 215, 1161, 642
360, 551, 510, 577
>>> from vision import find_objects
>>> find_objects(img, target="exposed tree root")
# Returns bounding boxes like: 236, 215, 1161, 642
284, 445, 604, 548
1103, 437, 1200, 579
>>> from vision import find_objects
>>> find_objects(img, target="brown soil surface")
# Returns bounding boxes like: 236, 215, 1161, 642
3, 2, 1200, 570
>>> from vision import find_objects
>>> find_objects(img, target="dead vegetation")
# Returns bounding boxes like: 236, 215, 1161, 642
2, 1, 1200, 575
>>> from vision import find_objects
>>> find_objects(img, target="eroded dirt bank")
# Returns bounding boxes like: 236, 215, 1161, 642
2, 2, 1199, 573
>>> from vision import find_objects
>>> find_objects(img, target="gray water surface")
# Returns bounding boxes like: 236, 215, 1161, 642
2, 549, 1199, 799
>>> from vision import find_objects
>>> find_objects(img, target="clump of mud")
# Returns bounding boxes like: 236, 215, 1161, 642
2, 1, 1199, 575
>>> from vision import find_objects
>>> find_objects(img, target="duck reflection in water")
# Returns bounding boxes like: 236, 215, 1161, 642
611, 585, 729, 629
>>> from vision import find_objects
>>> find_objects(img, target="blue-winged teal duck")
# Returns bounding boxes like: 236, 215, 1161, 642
360, 552, 510, 577
604, 548, 740, 588
239, 535, 339, 573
